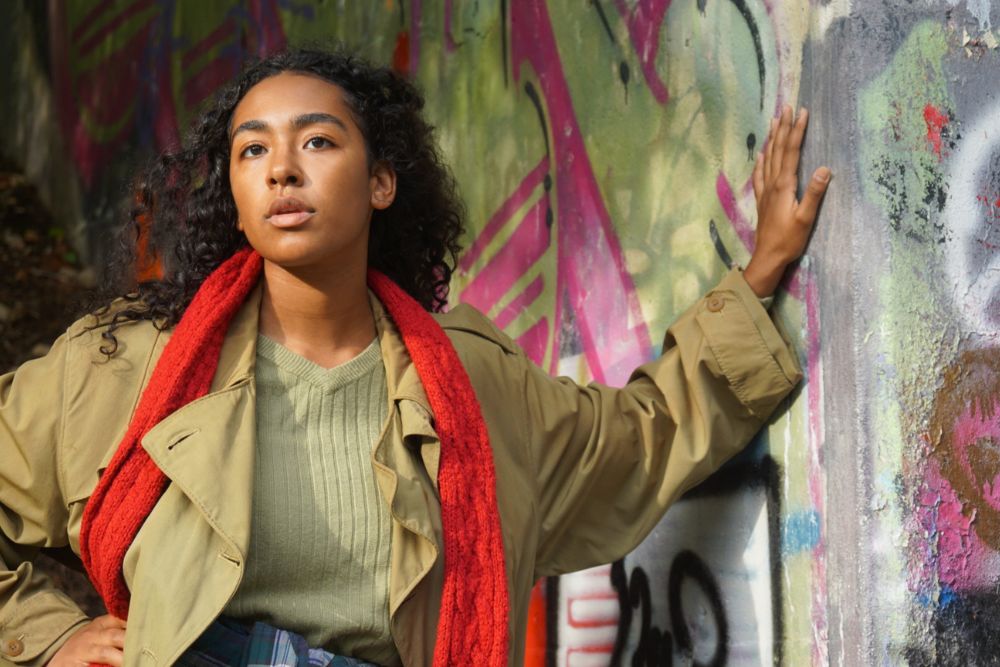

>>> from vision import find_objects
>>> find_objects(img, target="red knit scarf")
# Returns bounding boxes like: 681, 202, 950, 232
80, 246, 510, 666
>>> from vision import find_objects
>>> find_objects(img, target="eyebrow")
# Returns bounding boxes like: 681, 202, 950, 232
230, 112, 350, 141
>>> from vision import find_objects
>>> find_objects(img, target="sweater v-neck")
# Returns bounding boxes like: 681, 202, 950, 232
255, 334, 382, 391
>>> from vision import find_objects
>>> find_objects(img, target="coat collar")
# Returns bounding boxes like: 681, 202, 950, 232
194, 280, 438, 415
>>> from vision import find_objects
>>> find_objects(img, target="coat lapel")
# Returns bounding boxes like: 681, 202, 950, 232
372, 296, 445, 666
139, 286, 261, 561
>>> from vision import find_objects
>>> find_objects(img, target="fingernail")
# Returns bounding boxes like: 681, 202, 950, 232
815, 167, 831, 182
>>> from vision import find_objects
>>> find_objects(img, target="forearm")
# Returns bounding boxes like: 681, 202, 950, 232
532, 268, 801, 574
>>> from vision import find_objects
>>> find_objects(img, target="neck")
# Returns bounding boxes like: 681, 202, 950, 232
258, 259, 376, 369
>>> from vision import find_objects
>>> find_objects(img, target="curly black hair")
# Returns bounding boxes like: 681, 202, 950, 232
94, 47, 465, 355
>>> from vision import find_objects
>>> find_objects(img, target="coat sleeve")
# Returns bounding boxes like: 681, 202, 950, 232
0, 332, 90, 666
527, 268, 802, 576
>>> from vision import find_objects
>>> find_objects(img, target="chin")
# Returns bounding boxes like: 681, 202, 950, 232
257, 247, 364, 277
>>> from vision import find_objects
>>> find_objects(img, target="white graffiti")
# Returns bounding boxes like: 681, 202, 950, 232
943, 0, 994, 31
943, 103, 1000, 341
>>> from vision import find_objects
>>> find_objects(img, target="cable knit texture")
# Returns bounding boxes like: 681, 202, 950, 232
79, 247, 510, 667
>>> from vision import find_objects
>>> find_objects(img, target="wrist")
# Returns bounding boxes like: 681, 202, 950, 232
742, 257, 786, 298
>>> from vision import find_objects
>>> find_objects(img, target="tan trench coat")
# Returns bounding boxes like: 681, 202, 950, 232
0, 268, 801, 666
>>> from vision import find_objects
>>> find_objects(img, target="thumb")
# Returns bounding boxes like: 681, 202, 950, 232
796, 167, 831, 226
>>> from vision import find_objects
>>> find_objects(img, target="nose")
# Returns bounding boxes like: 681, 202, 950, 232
267, 145, 302, 188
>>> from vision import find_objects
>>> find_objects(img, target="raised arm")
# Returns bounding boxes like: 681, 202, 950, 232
530, 106, 829, 575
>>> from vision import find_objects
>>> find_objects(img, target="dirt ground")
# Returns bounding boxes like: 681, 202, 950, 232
1, 160, 105, 617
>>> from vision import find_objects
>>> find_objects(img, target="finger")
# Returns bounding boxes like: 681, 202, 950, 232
795, 167, 832, 226
101, 628, 127, 650
753, 151, 764, 201
771, 105, 793, 180
765, 118, 777, 182
94, 614, 127, 629
90, 644, 125, 667
781, 107, 809, 182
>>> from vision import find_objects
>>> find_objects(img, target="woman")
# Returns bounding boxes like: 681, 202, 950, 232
0, 49, 829, 666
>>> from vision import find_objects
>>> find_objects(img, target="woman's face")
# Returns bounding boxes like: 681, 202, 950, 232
228, 72, 395, 271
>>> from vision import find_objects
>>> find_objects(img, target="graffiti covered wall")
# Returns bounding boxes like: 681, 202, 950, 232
4, 0, 1000, 664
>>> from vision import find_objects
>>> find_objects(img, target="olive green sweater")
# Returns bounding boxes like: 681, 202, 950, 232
224, 335, 398, 665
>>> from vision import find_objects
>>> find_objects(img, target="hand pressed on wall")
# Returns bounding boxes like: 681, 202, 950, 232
744, 105, 831, 298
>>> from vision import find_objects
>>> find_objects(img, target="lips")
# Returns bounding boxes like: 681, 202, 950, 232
265, 196, 316, 228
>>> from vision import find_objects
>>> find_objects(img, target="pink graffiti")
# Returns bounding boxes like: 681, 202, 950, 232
951, 403, 1000, 513
443, 0, 458, 52
50, 0, 286, 186
494, 276, 545, 331
461, 195, 553, 362
183, 19, 242, 109
915, 457, 994, 592
76, 0, 155, 56
462, 0, 654, 386
409, 0, 423, 74
462, 197, 550, 300
613, 0, 672, 104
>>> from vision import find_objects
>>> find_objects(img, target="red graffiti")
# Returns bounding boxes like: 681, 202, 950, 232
924, 104, 949, 160
392, 30, 411, 75
975, 193, 1000, 224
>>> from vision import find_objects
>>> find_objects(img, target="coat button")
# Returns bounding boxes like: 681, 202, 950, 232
706, 295, 725, 312
3, 638, 24, 657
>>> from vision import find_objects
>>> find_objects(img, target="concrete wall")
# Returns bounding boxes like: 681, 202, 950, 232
5, 0, 1000, 664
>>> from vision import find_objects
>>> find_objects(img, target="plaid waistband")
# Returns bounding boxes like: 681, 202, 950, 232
175, 617, 382, 667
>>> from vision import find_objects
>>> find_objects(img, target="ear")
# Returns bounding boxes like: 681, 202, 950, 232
236, 218, 244, 232
370, 161, 397, 210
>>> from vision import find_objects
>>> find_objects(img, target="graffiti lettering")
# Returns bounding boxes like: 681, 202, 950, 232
610, 551, 731, 667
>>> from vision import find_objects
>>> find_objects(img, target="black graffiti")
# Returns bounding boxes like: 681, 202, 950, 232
872, 156, 949, 244
709, 219, 736, 269
903, 590, 1000, 666
522, 80, 555, 230
611, 550, 729, 667
590, 0, 632, 98
544, 450, 784, 665
669, 551, 728, 666
727, 0, 766, 111
620, 61, 632, 90
544, 576, 560, 667
592, 0, 618, 44
523, 81, 551, 159
611, 560, 673, 666
522, 77, 556, 251
500, 0, 509, 86
699, 0, 767, 111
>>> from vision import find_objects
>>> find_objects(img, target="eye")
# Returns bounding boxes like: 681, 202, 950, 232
239, 143, 266, 158
305, 136, 333, 149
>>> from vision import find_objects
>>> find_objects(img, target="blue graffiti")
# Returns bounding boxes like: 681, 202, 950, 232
781, 509, 820, 556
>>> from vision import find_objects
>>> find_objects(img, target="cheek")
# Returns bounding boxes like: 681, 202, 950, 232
229, 165, 258, 220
